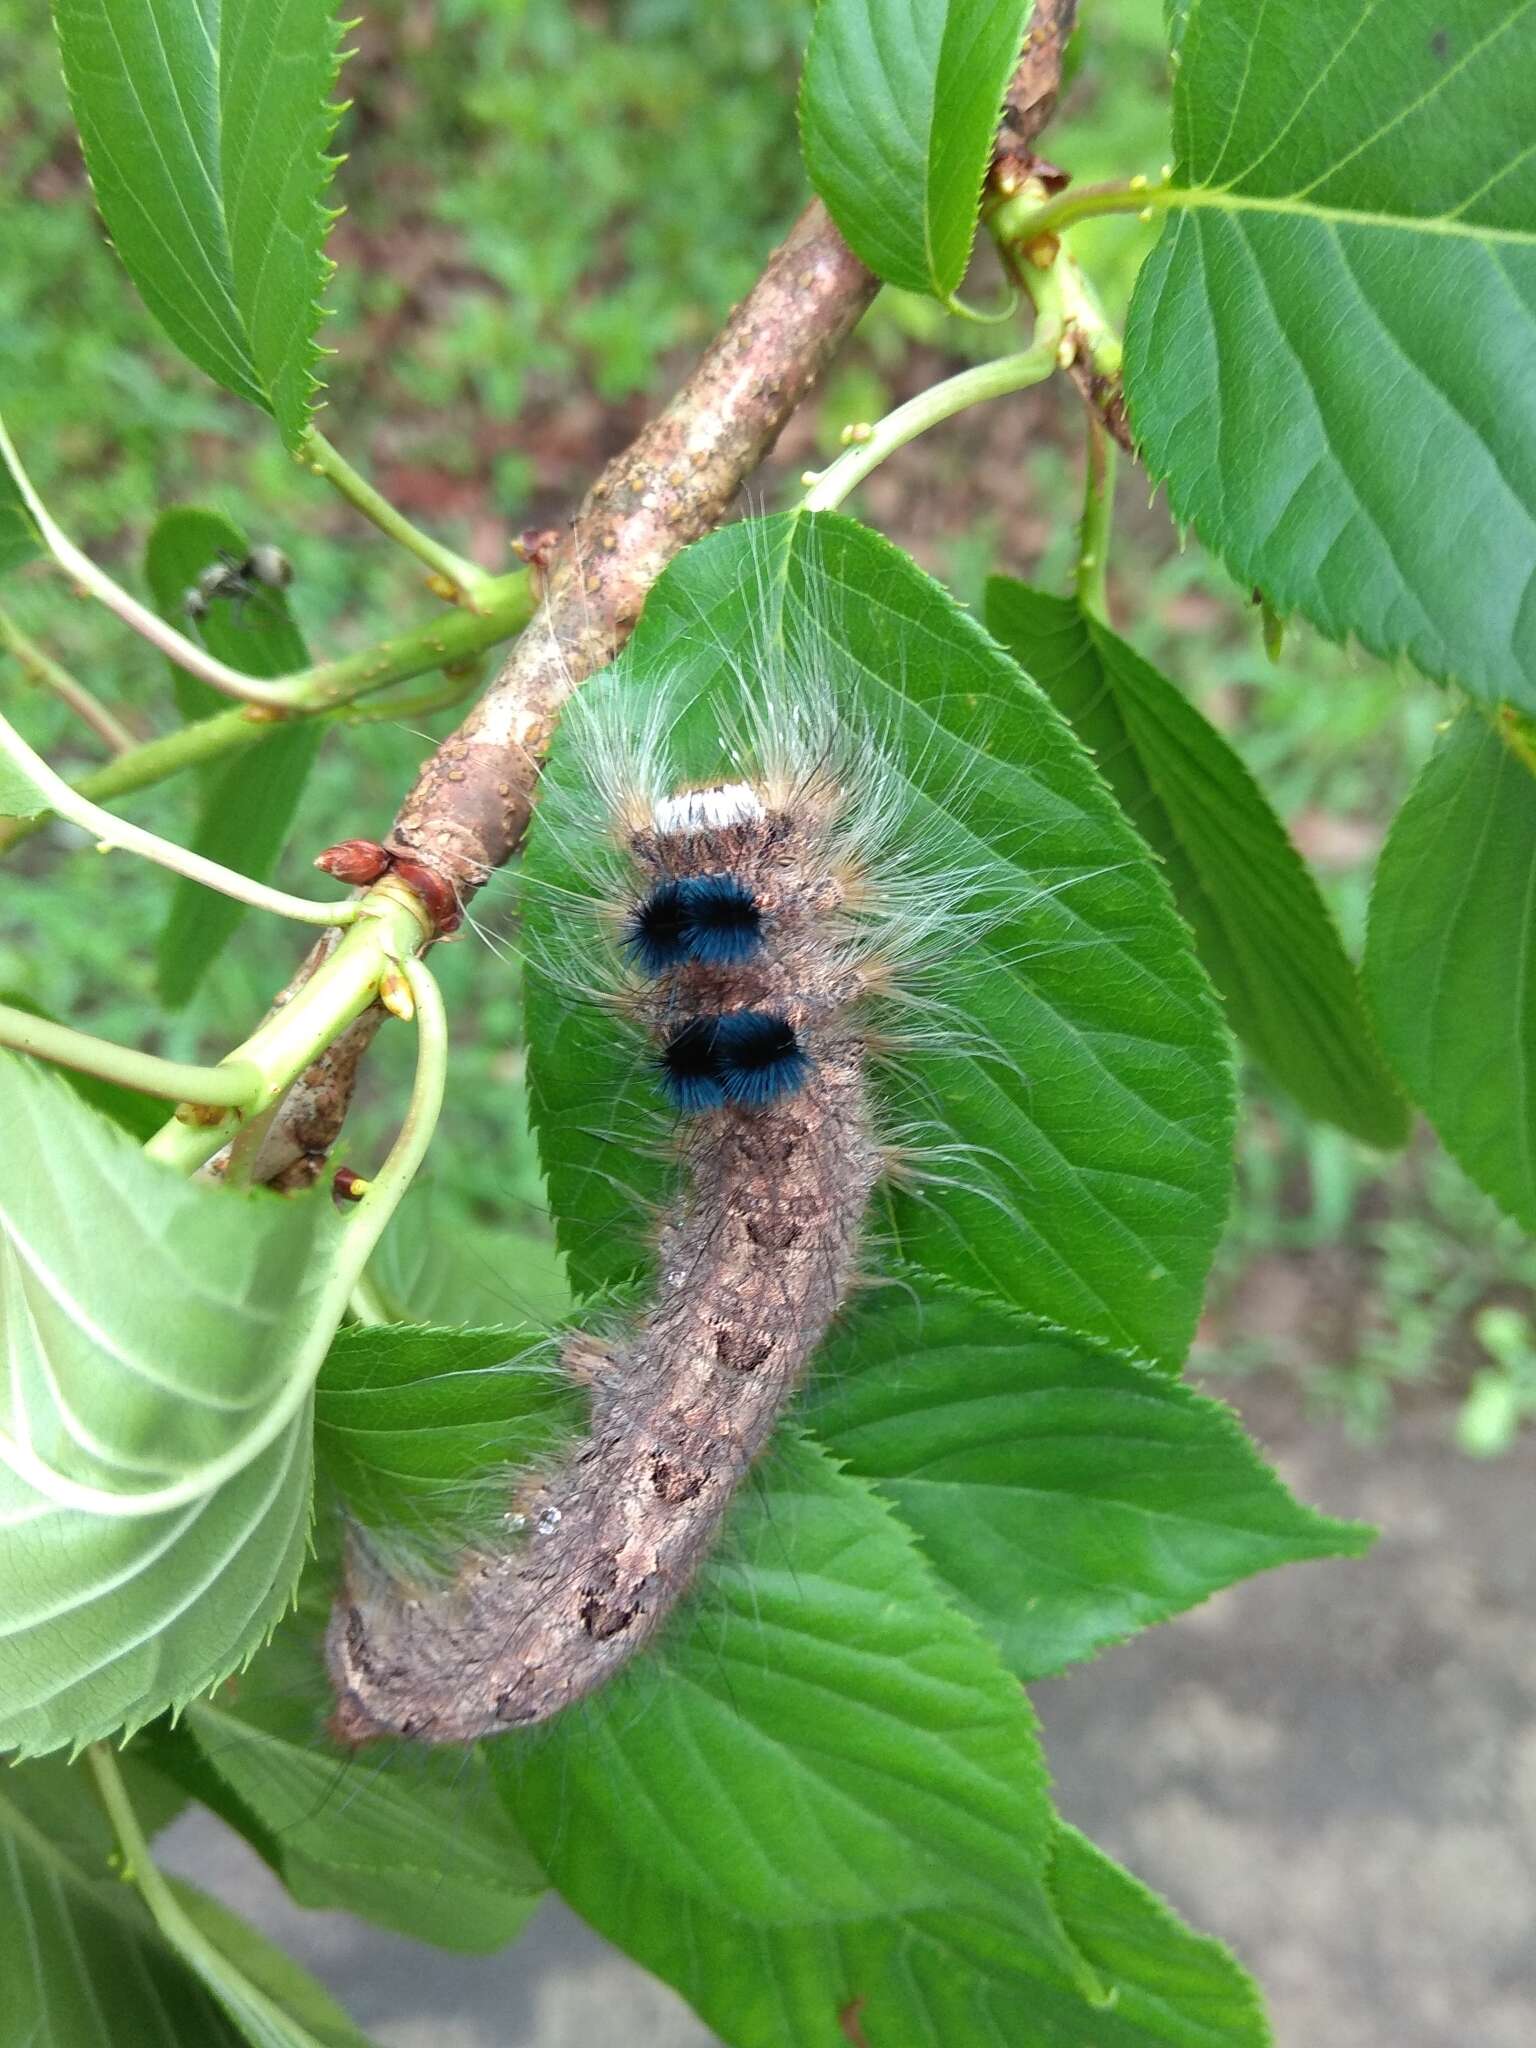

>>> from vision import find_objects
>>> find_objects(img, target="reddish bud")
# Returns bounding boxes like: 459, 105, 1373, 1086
315, 837, 391, 884
332, 1164, 371, 1202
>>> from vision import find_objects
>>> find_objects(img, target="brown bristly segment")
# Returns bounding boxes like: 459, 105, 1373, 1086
327, 781, 884, 1741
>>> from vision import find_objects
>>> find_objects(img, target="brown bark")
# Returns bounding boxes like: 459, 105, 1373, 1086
1000, 0, 1079, 151
383, 200, 875, 900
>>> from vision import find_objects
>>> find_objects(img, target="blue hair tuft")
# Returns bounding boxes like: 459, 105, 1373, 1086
656, 1010, 811, 1112
625, 874, 764, 976
712, 1010, 812, 1108
675, 873, 763, 966
658, 1016, 727, 1112
624, 881, 691, 974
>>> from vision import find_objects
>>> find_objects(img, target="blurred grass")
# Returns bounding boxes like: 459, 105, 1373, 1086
1, 0, 1529, 1443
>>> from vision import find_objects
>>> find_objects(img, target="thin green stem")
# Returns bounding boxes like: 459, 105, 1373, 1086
990, 177, 1175, 246
299, 427, 490, 600
86, 1744, 311, 2042
0, 706, 264, 855
0, 708, 357, 927
1076, 415, 1117, 622
0, 414, 529, 715
283, 570, 530, 708
85, 1745, 159, 1893
0, 1002, 261, 1107
341, 661, 485, 724
801, 335, 1062, 513
0, 604, 137, 754
141, 887, 429, 1174
0, 576, 530, 855
1000, 232, 1124, 381
0, 412, 297, 709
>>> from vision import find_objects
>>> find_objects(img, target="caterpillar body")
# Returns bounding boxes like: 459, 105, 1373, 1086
328, 680, 937, 1742
324, 515, 1222, 1745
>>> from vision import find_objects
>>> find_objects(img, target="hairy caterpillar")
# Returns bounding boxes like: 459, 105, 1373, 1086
325, 515, 1223, 1744
322, 524, 1033, 1735
327, 677, 940, 1739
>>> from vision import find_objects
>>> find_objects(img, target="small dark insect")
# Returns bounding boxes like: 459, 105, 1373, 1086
624, 873, 764, 974
182, 544, 294, 624
657, 1009, 810, 1113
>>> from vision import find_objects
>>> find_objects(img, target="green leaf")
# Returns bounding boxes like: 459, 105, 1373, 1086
0, 1411, 312, 1759
51, 0, 348, 443
986, 581, 1407, 1146
0, 1052, 330, 1496
805, 1284, 1372, 1682
367, 1192, 571, 1329
0, 1755, 248, 2047
799, 0, 1033, 297
0, 991, 165, 1141
525, 512, 1232, 1364
1124, 0, 1536, 709
155, 1596, 546, 1952
0, 1053, 341, 1754
144, 508, 321, 1008
502, 1431, 1075, 1950
314, 1322, 582, 1555
0, 426, 41, 576
540, 1808, 1267, 2047
1365, 711, 1536, 1228
2, 1751, 380, 2046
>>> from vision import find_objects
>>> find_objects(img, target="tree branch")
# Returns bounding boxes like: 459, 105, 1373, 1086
385, 199, 877, 898
237, 16, 1084, 1188
1000, 0, 1078, 150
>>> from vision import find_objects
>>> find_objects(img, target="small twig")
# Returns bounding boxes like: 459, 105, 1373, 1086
1000, 0, 1080, 147
298, 427, 491, 601
1076, 414, 1117, 622
141, 888, 429, 1175
992, 209, 1132, 451
0, 586, 530, 856
0, 1001, 261, 1107
0, 604, 137, 754
801, 337, 1062, 512
0, 708, 357, 927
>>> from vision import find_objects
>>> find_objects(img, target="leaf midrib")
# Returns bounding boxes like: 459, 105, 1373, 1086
1159, 182, 1536, 248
